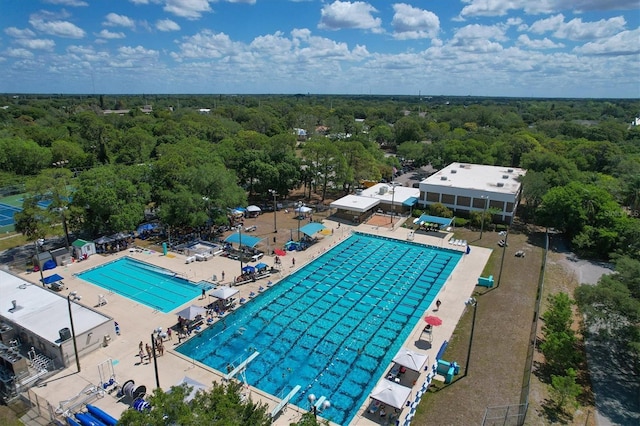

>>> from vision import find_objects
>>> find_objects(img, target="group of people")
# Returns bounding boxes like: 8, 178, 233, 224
137, 338, 164, 364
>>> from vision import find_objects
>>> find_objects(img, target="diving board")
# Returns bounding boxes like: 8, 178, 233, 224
223, 351, 260, 381
270, 385, 301, 418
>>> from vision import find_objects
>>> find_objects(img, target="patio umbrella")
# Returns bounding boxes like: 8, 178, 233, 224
175, 305, 206, 320
319, 228, 332, 235
424, 315, 442, 326
274, 248, 286, 256
246, 205, 261, 213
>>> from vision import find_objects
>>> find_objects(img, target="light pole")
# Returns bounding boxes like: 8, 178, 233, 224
496, 228, 509, 289
296, 201, 303, 241
479, 195, 489, 239
463, 297, 478, 377
308, 393, 331, 419
34, 238, 45, 286
390, 183, 396, 224
67, 291, 82, 373
238, 226, 243, 276
269, 189, 277, 233
151, 331, 160, 389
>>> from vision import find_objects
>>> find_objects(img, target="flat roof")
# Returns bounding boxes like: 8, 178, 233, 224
359, 183, 420, 206
330, 194, 380, 213
0, 270, 111, 345
423, 162, 526, 195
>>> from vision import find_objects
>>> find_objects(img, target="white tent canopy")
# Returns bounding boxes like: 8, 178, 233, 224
210, 286, 239, 300
392, 348, 428, 372
294, 205, 312, 214
175, 305, 206, 320
246, 205, 261, 212
369, 379, 412, 410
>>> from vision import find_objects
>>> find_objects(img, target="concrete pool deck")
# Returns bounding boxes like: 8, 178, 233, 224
18, 218, 491, 426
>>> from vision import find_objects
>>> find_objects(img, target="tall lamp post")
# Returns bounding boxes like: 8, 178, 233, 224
269, 189, 277, 233
67, 291, 82, 373
34, 238, 45, 286
463, 297, 478, 377
296, 201, 303, 242
238, 226, 244, 277
479, 195, 489, 239
53, 160, 71, 249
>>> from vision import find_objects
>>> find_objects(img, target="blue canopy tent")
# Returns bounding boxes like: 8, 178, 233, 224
43, 259, 56, 271
255, 262, 269, 271
415, 214, 454, 230
41, 273, 64, 284
224, 234, 262, 248
137, 222, 159, 234
299, 223, 326, 237
242, 265, 255, 274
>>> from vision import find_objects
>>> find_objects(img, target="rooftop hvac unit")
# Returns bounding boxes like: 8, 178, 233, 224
459, 164, 465, 168
59, 327, 71, 341
441, 176, 448, 181
507, 168, 514, 172
355, 189, 363, 195
497, 182, 505, 187
379, 186, 388, 195
502, 174, 509, 179
451, 169, 457, 173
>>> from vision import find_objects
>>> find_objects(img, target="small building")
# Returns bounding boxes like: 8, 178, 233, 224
330, 183, 420, 223
71, 239, 96, 260
50, 247, 72, 267
418, 162, 526, 223
32, 251, 52, 271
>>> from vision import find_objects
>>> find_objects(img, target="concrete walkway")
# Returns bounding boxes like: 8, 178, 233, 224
19, 217, 491, 426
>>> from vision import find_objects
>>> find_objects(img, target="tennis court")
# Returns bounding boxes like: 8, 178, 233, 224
0, 203, 21, 227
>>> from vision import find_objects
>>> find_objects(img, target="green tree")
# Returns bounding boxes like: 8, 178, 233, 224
543, 293, 573, 335
549, 368, 581, 412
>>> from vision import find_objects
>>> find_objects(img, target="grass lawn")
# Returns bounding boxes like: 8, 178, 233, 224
414, 223, 595, 426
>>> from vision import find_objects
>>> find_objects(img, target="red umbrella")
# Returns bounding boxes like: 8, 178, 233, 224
274, 248, 286, 256
424, 315, 442, 326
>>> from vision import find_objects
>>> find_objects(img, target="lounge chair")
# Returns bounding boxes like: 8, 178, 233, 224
239, 297, 247, 304
249, 291, 256, 298
258, 286, 265, 292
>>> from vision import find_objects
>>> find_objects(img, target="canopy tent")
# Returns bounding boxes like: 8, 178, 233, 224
299, 222, 327, 237
392, 348, 428, 372
110, 231, 130, 240
294, 205, 313, 214
369, 379, 412, 410
255, 262, 269, 271
224, 233, 262, 248
242, 265, 255, 274
43, 259, 56, 271
137, 222, 160, 234
175, 376, 208, 402
175, 305, 206, 321
234, 206, 246, 212
210, 286, 239, 300
94, 236, 114, 245
415, 214, 454, 229
41, 273, 64, 285
246, 205, 261, 213
403, 196, 419, 207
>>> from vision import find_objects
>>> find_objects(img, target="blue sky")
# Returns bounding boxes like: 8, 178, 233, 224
0, 0, 638, 97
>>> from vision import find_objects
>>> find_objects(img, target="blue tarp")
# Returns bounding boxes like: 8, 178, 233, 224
224, 233, 262, 247
41, 273, 64, 284
299, 223, 326, 236
417, 214, 454, 229
403, 196, 419, 206
137, 222, 159, 234
43, 259, 56, 270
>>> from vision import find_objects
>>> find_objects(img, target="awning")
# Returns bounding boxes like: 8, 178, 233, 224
299, 223, 326, 237
224, 233, 262, 247
94, 236, 114, 244
403, 197, 419, 207
369, 379, 412, 410
392, 348, 428, 372
416, 214, 454, 229
210, 286, 239, 300
41, 274, 64, 284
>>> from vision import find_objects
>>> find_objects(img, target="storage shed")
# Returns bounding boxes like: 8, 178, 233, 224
71, 239, 96, 260
50, 247, 72, 266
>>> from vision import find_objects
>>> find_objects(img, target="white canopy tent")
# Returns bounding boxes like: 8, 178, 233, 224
175, 305, 206, 320
246, 205, 261, 213
294, 205, 313, 214
210, 286, 239, 300
369, 379, 412, 410
392, 348, 429, 372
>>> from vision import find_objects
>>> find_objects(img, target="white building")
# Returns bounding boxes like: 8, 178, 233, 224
418, 163, 526, 223
330, 183, 419, 223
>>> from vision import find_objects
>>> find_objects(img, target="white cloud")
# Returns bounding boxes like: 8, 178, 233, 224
574, 28, 640, 55
156, 19, 181, 32
391, 3, 439, 40
103, 13, 136, 29
6, 48, 34, 59
29, 18, 86, 39
15, 38, 56, 50
318, 1, 383, 33
449, 24, 507, 53
96, 30, 126, 39
529, 14, 627, 41
44, 0, 88, 6
172, 30, 242, 60
5, 27, 36, 38
517, 35, 564, 49
164, 0, 212, 20
459, 0, 639, 18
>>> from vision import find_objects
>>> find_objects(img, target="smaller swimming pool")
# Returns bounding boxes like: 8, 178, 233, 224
76, 257, 210, 312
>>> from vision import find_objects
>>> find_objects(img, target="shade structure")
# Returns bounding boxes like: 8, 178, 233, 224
369, 379, 412, 410
175, 377, 208, 402
255, 262, 268, 270
424, 315, 443, 326
175, 305, 206, 320
94, 236, 114, 245
392, 348, 428, 372
210, 286, 239, 300
137, 222, 159, 234
246, 205, 261, 213
294, 205, 312, 214
242, 265, 255, 274
41, 273, 64, 284
224, 233, 262, 248
299, 222, 326, 236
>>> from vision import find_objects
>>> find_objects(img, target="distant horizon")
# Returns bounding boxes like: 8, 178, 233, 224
1, 1, 638, 98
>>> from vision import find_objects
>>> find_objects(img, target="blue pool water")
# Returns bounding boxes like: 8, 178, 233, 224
76, 257, 210, 313
177, 233, 462, 425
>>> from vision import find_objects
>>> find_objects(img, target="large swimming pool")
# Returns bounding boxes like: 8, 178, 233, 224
76, 257, 211, 313
177, 233, 461, 425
